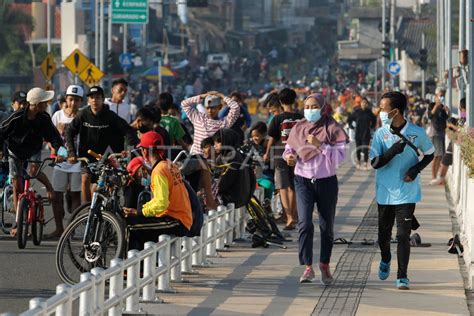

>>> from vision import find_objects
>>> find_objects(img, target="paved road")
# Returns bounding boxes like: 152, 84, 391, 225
0, 155, 72, 314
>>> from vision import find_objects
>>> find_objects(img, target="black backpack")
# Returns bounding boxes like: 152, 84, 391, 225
183, 180, 204, 237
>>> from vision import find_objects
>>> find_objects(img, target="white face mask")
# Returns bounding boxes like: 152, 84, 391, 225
379, 111, 396, 127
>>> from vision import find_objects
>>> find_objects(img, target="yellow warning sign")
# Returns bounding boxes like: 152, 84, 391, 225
40, 53, 56, 81
63, 49, 91, 75
79, 63, 104, 87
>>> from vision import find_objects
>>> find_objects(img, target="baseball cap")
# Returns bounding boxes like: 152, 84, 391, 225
26, 87, 55, 104
127, 156, 145, 176
137, 131, 164, 149
12, 91, 27, 103
204, 95, 222, 108
66, 85, 84, 98
86, 86, 105, 97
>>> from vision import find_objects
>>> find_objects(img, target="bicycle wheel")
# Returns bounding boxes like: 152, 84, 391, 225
17, 197, 29, 249
246, 197, 272, 237
68, 202, 91, 225
56, 211, 125, 284
32, 198, 44, 246
1, 184, 15, 234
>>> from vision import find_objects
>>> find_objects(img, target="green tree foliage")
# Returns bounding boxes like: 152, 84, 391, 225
0, 0, 34, 75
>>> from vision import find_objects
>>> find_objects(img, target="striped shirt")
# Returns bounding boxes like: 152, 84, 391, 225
181, 96, 240, 155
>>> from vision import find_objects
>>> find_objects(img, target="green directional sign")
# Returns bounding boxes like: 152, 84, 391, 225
111, 0, 148, 24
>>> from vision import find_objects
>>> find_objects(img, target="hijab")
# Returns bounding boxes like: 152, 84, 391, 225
286, 94, 348, 162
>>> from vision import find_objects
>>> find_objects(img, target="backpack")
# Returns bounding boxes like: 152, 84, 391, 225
183, 180, 204, 237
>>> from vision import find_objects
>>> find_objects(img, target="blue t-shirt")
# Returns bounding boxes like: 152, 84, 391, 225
369, 122, 435, 205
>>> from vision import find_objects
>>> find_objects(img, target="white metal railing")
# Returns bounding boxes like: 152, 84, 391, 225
14, 187, 265, 316
448, 143, 474, 288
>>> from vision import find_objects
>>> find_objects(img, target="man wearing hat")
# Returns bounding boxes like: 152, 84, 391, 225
65, 85, 138, 202
48, 85, 84, 238
0, 87, 64, 236
180, 91, 240, 210
122, 131, 192, 250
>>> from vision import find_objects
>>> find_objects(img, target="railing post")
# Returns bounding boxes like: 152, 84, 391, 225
55, 284, 72, 316
91, 267, 105, 315
226, 203, 235, 245
234, 204, 241, 239
125, 249, 140, 312
29, 297, 45, 314
181, 237, 194, 274
239, 206, 246, 237
216, 205, 226, 250
170, 237, 183, 282
158, 235, 175, 292
109, 258, 124, 316
142, 241, 160, 302
206, 210, 217, 257
79, 272, 94, 315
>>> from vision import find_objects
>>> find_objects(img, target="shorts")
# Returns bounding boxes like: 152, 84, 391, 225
442, 142, 453, 166
52, 168, 82, 192
8, 151, 42, 178
274, 164, 295, 190
431, 136, 445, 157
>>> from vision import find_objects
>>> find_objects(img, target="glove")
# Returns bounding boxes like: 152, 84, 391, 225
386, 140, 406, 156
404, 166, 419, 182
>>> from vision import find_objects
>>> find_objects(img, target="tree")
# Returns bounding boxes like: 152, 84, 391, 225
0, 0, 34, 75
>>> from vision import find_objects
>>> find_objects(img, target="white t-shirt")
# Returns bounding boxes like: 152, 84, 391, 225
51, 110, 81, 173
104, 98, 136, 123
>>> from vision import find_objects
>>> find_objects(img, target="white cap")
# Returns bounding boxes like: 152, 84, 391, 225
26, 87, 55, 104
435, 84, 447, 94
65, 85, 84, 98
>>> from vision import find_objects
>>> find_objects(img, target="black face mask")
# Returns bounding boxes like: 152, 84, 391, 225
138, 124, 151, 133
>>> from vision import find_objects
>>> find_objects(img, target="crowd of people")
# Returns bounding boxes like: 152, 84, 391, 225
0, 72, 465, 290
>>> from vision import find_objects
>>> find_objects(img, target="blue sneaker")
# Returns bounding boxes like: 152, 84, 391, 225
396, 278, 410, 290
378, 260, 390, 280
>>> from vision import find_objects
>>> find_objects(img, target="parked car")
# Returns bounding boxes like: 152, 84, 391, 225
206, 53, 230, 71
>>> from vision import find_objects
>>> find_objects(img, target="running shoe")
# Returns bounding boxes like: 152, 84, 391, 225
299, 267, 315, 283
396, 278, 410, 290
378, 260, 390, 280
319, 263, 334, 285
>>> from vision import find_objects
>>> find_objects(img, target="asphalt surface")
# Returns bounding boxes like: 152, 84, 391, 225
0, 156, 70, 314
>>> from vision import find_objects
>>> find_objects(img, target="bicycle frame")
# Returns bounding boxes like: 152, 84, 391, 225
16, 178, 41, 225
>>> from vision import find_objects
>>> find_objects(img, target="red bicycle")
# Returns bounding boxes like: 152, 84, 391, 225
16, 158, 54, 249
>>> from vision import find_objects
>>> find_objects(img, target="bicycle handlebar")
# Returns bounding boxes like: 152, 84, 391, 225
25, 157, 55, 180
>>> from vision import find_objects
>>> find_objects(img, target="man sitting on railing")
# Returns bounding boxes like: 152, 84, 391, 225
122, 131, 192, 250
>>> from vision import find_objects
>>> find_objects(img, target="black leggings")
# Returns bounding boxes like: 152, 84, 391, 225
356, 138, 370, 163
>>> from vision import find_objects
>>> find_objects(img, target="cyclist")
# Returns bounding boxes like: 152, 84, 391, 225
48, 85, 84, 238
122, 131, 192, 250
104, 78, 136, 123
65, 86, 138, 202
0, 87, 64, 236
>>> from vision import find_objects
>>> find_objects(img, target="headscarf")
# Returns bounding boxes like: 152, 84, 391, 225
286, 93, 348, 162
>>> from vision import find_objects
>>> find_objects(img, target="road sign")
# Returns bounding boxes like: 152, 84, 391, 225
387, 61, 401, 76
63, 49, 91, 75
119, 53, 133, 70
79, 63, 104, 87
111, 0, 148, 24
40, 53, 56, 81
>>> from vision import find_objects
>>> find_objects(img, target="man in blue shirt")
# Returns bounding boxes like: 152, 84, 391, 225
370, 91, 434, 290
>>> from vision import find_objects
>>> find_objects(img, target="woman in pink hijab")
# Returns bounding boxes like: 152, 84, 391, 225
283, 93, 347, 285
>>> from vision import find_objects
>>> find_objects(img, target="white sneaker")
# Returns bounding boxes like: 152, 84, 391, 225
355, 163, 361, 170
430, 178, 442, 185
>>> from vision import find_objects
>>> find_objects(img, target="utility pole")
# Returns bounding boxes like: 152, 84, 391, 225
390, 0, 396, 89
467, 0, 474, 127
446, 0, 452, 111
421, 33, 426, 99
108, 1, 113, 89
99, 0, 105, 71
123, 24, 128, 54
95, 0, 99, 64
381, 0, 386, 92
47, 0, 51, 53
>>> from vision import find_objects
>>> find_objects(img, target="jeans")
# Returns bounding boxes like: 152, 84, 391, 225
378, 203, 416, 279
295, 175, 338, 266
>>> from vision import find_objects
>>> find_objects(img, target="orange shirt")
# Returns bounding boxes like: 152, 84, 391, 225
142, 160, 192, 230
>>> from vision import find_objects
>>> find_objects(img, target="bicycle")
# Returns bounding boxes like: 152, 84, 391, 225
56, 151, 129, 284
1, 169, 15, 234
15, 158, 55, 249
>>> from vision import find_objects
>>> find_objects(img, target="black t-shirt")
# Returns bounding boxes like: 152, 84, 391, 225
267, 111, 303, 167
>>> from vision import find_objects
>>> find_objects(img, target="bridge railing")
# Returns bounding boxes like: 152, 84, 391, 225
15, 187, 265, 316
448, 143, 474, 288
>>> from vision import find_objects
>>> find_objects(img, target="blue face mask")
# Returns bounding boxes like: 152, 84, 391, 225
304, 109, 321, 123
379, 111, 392, 127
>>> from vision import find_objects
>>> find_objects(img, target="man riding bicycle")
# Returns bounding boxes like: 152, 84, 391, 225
0, 87, 64, 236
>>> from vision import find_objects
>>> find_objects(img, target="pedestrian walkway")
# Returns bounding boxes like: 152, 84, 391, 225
139, 162, 470, 316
